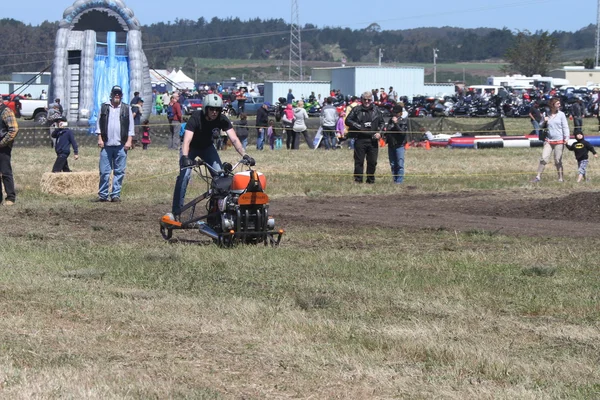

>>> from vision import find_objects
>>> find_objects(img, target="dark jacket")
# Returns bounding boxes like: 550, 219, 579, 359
345, 104, 384, 139
234, 119, 249, 139
566, 137, 596, 161
386, 116, 408, 148
99, 103, 131, 145
256, 106, 269, 127
52, 127, 79, 156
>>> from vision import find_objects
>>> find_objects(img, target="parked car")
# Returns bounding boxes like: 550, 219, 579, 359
182, 98, 203, 115
229, 96, 274, 116
2, 94, 48, 124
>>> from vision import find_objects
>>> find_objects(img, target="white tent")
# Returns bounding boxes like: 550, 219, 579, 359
172, 69, 195, 90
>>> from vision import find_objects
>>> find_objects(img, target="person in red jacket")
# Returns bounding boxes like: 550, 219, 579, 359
168, 92, 183, 150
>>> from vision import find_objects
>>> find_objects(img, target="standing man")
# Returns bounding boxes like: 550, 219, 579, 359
173, 94, 253, 219
286, 88, 295, 104
345, 91, 384, 184
388, 86, 398, 102
168, 92, 183, 149
0, 101, 19, 205
571, 98, 583, 134
529, 102, 543, 137
255, 101, 270, 150
320, 97, 339, 150
93, 85, 134, 203
235, 88, 247, 115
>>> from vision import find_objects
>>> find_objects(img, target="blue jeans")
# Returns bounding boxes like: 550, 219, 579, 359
172, 145, 222, 216
531, 120, 540, 136
322, 126, 337, 150
240, 137, 248, 150
256, 128, 265, 150
99, 145, 127, 199
388, 145, 405, 183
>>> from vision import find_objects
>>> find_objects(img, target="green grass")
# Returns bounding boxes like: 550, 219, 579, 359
2, 125, 600, 398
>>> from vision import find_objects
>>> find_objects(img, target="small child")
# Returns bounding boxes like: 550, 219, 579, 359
273, 124, 283, 149
566, 132, 598, 182
141, 119, 151, 150
51, 121, 79, 172
267, 119, 276, 150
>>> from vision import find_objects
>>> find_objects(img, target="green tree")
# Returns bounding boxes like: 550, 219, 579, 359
583, 58, 595, 69
501, 30, 560, 76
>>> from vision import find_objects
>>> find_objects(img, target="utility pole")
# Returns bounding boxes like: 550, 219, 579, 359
378, 48, 384, 66
289, 0, 303, 80
433, 48, 439, 83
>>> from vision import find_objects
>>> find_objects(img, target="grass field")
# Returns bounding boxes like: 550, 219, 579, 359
1, 117, 600, 398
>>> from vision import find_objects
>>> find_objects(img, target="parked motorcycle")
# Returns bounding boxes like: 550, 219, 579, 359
160, 157, 284, 247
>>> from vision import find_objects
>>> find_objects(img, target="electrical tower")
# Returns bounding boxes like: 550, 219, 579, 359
289, 0, 303, 80
596, 0, 600, 67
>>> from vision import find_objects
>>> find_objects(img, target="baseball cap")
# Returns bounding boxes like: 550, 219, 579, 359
111, 85, 123, 95
264, 102, 271, 107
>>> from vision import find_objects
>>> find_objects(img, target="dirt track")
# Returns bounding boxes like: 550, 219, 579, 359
4, 189, 600, 243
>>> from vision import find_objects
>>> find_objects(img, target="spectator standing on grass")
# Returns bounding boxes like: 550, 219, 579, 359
161, 92, 170, 114
282, 103, 295, 149
141, 119, 151, 150
566, 132, 597, 182
345, 91, 384, 184
571, 98, 583, 135
292, 100, 314, 150
320, 97, 339, 150
132, 98, 144, 143
0, 102, 19, 205
287, 88, 295, 104
234, 113, 249, 150
93, 85, 134, 203
529, 102, 543, 137
51, 121, 79, 173
532, 97, 570, 183
168, 93, 183, 150
256, 101, 270, 150
385, 104, 408, 184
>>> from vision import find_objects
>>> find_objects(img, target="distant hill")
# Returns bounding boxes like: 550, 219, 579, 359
0, 17, 595, 82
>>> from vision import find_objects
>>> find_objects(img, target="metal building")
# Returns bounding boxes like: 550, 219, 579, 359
311, 66, 454, 98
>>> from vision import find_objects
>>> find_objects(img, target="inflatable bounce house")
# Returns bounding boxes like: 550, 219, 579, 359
49, 0, 152, 127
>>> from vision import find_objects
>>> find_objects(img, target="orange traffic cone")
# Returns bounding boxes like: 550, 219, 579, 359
424, 140, 431, 150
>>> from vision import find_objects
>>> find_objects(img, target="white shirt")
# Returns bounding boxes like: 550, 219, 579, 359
95, 102, 135, 146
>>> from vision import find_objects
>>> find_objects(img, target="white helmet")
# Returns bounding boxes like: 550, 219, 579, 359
204, 94, 223, 109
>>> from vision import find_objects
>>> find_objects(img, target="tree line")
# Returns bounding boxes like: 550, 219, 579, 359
0, 16, 595, 79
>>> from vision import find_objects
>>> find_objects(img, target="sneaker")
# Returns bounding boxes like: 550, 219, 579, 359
531, 177, 541, 183
91, 197, 110, 203
111, 197, 121, 203
558, 178, 564, 183
4, 200, 14, 206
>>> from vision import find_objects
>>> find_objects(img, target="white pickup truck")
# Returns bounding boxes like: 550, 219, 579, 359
2, 94, 48, 124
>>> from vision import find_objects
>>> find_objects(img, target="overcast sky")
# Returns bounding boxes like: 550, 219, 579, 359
3, 0, 595, 32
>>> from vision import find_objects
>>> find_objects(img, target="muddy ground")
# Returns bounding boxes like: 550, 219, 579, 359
4, 188, 600, 244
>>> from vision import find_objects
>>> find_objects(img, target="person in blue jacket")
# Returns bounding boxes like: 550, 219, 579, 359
51, 121, 79, 172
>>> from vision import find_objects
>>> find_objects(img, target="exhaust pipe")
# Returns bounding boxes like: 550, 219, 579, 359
197, 222, 219, 240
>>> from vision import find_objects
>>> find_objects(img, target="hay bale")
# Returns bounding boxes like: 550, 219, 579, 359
41, 171, 100, 196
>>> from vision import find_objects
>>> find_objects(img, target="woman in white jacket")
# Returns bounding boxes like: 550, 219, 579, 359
532, 97, 570, 182
292, 101, 314, 150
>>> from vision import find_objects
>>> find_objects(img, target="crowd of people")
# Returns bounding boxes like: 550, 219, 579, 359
2, 81, 600, 207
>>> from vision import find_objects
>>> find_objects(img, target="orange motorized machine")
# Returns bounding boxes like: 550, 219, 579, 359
160, 158, 284, 247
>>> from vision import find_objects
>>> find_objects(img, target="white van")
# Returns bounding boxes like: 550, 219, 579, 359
467, 85, 504, 95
